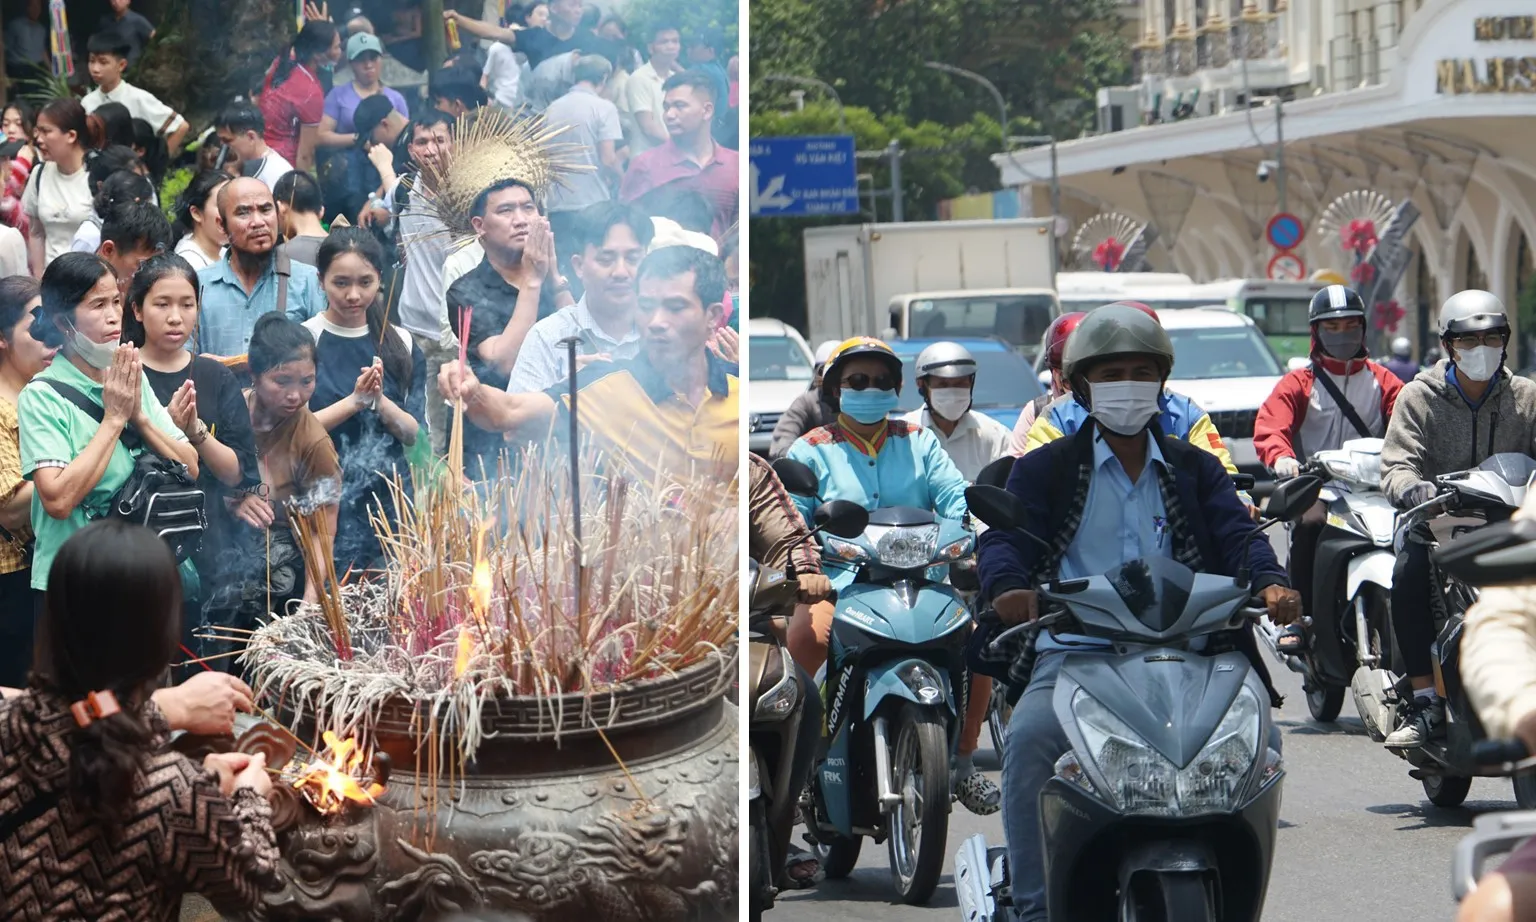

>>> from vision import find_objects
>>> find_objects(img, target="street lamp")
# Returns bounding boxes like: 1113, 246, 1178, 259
924, 61, 1009, 145
762, 74, 848, 134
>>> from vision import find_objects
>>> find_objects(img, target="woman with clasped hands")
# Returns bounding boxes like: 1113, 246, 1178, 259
0, 520, 281, 920
15, 253, 198, 617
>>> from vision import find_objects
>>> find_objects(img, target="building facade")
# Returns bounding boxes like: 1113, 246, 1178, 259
999, 0, 1536, 359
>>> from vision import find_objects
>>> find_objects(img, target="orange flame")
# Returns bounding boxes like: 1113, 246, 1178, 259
470, 559, 492, 620
292, 731, 385, 814
454, 623, 475, 678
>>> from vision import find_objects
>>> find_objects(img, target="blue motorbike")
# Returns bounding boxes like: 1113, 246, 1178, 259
773, 460, 976, 905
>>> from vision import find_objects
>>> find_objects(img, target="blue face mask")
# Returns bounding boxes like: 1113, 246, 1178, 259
840, 388, 898, 425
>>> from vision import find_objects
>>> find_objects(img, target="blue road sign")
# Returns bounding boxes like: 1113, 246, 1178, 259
1265, 212, 1305, 251
749, 135, 859, 217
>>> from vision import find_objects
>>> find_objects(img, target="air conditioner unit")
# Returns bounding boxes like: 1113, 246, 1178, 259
1137, 78, 1164, 122
1096, 87, 1143, 133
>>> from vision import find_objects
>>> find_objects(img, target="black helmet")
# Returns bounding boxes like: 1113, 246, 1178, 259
1308, 285, 1367, 324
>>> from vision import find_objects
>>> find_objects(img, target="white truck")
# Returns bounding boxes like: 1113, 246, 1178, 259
802, 218, 1059, 359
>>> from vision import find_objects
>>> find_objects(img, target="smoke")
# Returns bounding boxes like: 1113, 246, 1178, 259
288, 475, 344, 516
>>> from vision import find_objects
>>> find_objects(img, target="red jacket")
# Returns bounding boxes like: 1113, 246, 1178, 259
1255, 337, 1403, 466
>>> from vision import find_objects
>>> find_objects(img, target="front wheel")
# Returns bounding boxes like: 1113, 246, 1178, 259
1120, 871, 1215, 922
1513, 770, 1536, 810
1423, 773, 1473, 808
887, 702, 950, 905
1305, 682, 1346, 722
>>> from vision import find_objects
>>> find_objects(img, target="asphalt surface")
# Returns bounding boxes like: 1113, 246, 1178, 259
773, 533, 1517, 921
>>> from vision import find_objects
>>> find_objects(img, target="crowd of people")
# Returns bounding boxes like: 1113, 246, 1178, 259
0, 2, 739, 917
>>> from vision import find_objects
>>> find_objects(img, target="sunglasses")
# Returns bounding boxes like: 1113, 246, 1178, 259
842, 373, 898, 391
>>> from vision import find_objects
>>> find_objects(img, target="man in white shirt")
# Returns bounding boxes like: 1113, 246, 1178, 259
215, 102, 292, 193
544, 55, 624, 281
900, 341, 1012, 481
83, 30, 188, 152
621, 24, 680, 155
507, 202, 651, 394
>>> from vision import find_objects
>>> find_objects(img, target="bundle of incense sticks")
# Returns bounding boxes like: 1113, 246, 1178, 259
446, 305, 473, 486
291, 506, 351, 660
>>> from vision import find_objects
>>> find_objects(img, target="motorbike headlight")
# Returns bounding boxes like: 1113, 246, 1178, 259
1175, 686, 1262, 815
876, 525, 939, 568
824, 535, 869, 562
937, 535, 974, 561
897, 661, 946, 705
1349, 450, 1382, 488
1070, 686, 1263, 817
753, 648, 801, 721
1070, 689, 1179, 815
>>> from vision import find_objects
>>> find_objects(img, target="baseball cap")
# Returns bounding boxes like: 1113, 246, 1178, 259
347, 32, 384, 60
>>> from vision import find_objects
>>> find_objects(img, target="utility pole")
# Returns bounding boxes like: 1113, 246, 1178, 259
1275, 98, 1287, 216
888, 140, 904, 222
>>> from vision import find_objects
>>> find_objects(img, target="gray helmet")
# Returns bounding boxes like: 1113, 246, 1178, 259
914, 342, 977, 380
1390, 336, 1411, 358
1062, 303, 1175, 383
813, 339, 840, 366
1438, 289, 1509, 337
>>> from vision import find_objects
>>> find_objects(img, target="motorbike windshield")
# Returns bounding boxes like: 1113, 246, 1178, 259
1103, 557, 1196, 633
1478, 453, 1536, 488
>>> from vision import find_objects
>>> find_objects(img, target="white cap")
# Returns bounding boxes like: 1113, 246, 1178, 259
649, 217, 717, 256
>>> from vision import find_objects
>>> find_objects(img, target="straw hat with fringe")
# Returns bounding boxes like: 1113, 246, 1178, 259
411, 107, 590, 245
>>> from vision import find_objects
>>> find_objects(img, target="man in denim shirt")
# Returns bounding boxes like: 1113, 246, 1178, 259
195, 178, 325, 360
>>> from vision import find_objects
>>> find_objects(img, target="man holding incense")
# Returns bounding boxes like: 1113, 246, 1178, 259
437, 245, 738, 484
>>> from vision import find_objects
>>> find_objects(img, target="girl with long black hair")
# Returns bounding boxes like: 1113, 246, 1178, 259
303, 227, 423, 573
259, 19, 341, 173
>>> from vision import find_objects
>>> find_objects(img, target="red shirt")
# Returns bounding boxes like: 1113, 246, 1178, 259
620, 139, 740, 238
258, 60, 323, 165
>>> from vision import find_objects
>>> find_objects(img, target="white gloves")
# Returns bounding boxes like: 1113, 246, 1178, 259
1273, 457, 1300, 480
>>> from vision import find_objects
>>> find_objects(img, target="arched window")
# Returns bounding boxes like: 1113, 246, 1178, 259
1467, 236, 1489, 292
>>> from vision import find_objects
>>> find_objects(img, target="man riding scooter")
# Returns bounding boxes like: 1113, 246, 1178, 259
1254, 284, 1403, 655
748, 452, 835, 890
975, 304, 1301, 922
783, 336, 1001, 814
1380, 290, 1536, 749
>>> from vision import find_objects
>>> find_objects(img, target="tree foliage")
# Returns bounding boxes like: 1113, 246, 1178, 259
625, 0, 739, 53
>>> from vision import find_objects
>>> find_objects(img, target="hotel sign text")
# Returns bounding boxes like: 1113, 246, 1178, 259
1437, 16, 1536, 93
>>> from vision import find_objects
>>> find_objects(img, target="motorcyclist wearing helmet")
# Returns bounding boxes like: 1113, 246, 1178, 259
898, 340, 1012, 813
784, 337, 994, 814
901, 341, 1013, 481
747, 451, 834, 888
1385, 335, 1421, 384
1015, 302, 1253, 509
1380, 290, 1536, 749
1008, 311, 1085, 454
1254, 285, 1404, 654
975, 304, 1299, 922
768, 339, 839, 459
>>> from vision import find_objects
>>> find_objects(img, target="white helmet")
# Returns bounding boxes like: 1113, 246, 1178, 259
1438, 289, 1509, 338
914, 341, 978, 380
1390, 336, 1411, 358
813, 340, 839, 367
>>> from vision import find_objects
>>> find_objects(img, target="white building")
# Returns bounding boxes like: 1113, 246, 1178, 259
998, 0, 1536, 356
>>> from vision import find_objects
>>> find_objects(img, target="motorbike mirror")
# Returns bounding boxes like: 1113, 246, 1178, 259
964, 485, 1056, 553
975, 456, 1016, 489
1263, 474, 1323, 522
771, 458, 820, 497
1435, 518, 1536, 587
814, 500, 870, 539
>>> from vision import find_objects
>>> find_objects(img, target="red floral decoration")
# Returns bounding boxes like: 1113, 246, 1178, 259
1374, 299, 1405, 333
1350, 262, 1377, 284
1342, 219, 1378, 255
1094, 237, 1126, 271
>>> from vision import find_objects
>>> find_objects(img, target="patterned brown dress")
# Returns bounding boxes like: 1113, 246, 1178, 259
0, 691, 282, 921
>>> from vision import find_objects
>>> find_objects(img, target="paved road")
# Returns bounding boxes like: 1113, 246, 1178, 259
774, 657, 1510, 921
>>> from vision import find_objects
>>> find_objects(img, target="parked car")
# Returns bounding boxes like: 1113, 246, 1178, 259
748, 317, 816, 455
1159, 307, 1286, 485
890, 336, 1043, 431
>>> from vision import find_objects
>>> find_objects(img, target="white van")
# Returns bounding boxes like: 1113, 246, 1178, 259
1056, 271, 1208, 313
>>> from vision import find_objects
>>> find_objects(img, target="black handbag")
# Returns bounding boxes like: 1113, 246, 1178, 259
44, 380, 205, 562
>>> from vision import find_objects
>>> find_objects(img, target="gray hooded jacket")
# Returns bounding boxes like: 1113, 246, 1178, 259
1380, 361, 1536, 506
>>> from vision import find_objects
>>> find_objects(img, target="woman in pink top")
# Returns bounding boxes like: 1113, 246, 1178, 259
258, 20, 340, 172
1, 101, 36, 235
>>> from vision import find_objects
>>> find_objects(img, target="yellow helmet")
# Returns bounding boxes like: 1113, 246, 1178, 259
820, 336, 904, 403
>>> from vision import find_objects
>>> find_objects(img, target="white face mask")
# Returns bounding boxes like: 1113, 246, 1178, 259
1088, 380, 1161, 436
66, 322, 117, 370
927, 388, 972, 422
1456, 345, 1502, 382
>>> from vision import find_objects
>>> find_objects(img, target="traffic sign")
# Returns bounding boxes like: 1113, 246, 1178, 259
1268, 251, 1306, 281
1265, 213, 1305, 251
749, 136, 859, 217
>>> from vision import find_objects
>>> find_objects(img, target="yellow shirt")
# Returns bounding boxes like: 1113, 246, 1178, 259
0, 398, 26, 574
553, 353, 738, 485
